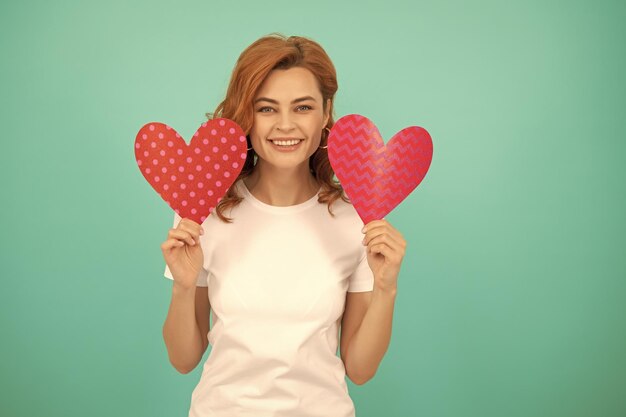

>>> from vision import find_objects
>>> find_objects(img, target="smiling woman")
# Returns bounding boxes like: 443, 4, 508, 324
160, 33, 396, 417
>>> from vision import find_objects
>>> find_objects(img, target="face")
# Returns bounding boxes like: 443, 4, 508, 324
249, 66, 330, 171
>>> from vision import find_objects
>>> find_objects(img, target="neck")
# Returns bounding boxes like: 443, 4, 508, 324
243, 162, 320, 207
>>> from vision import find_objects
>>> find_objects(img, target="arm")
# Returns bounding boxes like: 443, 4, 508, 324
341, 219, 404, 384
341, 286, 397, 385
162, 283, 211, 374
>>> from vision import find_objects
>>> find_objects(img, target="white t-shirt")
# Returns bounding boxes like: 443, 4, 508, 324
164, 178, 374, 417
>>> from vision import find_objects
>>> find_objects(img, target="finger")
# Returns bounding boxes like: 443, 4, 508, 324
178, 218, 203, 241
167, 228, 197, 246
369, 242, 403, 263
366, 233, 403, 255
364, 228, 403, 249
161, 238, 185, 252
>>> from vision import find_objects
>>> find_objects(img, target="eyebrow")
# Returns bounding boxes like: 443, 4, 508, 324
254, 96, 317, 105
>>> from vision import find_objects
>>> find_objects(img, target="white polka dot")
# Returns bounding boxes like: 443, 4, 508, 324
202, 122, 207, 128
149, 124, 155, 131
239, 135, 246, 142
159, 150, 165, 156
196, 165, 202, 171
190, 191, 196, 197
219, 120, 225, 126
181, 184, 187, 190
166, 125, 172, 130
194, 148, 201, 154
151, 142, 156, 148
154, 176, 160, 182
240, 153, 247, 159
203, 138, 209, 145
216, 180, 222, 187
169, 158, 175, 164
170, 175, 177, 181
199, 199, 205, 205
164, 184, 169, 190
158, 133, 164, 139
152, 159, 158, 165
137, 160, 142, 166
161, 167, 167, 173
186, 157, 192, 163
212, 146, 218, 153
229, 127, 235, 134
177, 149, 183, 155
173, 192, 178, 198
205, 173, 212, 179
211, 129, 217, 135
135, 143, 140, 149
182, 200, 187, 206
168, 141, 174, 147
201, 216, 206, 222
221, 137, 227, 143
198, 182, 204, 188
142, 134, 147, 140
222, 154, 228, 161
232, 162, 238, 169
230, 145, 237, 151
208, 190, 213, 196
194, 131, 199, 137
204, 156, 211, 162
143, 151, 149, 157
214, 163, 220, 170
178, 166, 185, 172
224, 172, 230, 178
191, 208, 197, 214
188, 174, 194, 180
146, 168, 151, 174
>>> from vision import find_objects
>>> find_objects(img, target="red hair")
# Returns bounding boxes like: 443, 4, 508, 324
207, 33, 349, 223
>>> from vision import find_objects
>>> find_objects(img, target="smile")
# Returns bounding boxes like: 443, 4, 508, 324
267, 139, 304, 151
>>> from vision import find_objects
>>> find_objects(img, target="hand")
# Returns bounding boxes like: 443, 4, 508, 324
160, 218, 205, 289
361, 218, 406, 291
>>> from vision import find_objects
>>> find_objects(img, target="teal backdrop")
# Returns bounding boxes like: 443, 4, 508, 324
1, 0, 624, 416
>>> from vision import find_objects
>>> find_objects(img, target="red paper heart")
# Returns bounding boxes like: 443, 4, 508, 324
328, 114, 433, 224
134, 118, 248, 224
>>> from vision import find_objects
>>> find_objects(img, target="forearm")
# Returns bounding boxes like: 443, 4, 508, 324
346, 286, 397, 384
162, 283, 204, 374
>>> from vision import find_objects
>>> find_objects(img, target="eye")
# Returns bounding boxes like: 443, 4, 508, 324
257, 106, 274, 113
296, 105, 312, 111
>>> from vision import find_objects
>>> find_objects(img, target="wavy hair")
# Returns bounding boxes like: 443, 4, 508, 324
207, 33, 349, 223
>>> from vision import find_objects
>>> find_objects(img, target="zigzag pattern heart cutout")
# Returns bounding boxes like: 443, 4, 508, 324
328, 114, 433, 224
134, 118, 248, 224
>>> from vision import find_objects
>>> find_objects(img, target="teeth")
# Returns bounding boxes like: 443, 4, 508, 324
271, 139, 302, 146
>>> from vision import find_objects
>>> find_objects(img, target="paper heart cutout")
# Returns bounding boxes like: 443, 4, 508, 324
134, 119, 248, 224
328, 114, 433, 224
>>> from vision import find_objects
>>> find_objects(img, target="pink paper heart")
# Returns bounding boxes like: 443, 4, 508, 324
328, 114, 433, 224
134, 119, 248, 224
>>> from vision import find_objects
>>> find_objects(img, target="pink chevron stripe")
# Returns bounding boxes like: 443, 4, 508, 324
327, 114, 433, 224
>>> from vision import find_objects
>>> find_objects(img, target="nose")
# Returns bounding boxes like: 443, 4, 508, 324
275, 111, 296, 131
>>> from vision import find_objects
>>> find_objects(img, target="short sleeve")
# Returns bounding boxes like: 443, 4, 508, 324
163, 212, 208, 287
347, 250, 374, 292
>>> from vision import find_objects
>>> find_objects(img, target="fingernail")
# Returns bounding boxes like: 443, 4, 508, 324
361, 226, 366, 233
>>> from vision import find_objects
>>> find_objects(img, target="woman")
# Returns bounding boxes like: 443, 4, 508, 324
161, 33, 405, 417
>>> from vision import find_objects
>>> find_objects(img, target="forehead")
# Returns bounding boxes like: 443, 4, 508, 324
255, 67, 322, 100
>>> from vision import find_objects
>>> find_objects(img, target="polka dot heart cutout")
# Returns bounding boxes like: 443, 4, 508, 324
134, 118, 248, 224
